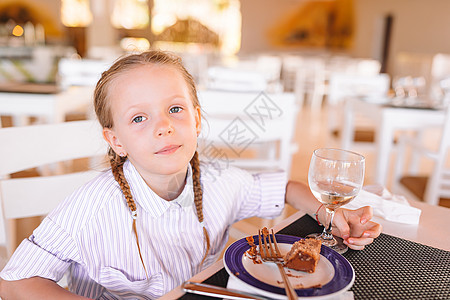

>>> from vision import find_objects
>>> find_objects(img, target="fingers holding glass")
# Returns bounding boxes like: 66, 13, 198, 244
307, 148, 365, 254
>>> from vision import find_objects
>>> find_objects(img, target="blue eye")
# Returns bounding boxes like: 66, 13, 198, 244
169, 107, 183, 114
132, 116, 146, 123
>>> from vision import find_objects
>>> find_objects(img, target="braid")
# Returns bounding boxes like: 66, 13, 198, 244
190, 151, 203, 221
110, 150, 136, 213
109, 149, 147, 278
190, 151, 210, 266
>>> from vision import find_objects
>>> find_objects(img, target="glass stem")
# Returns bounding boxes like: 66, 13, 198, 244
321, 208, 335, 240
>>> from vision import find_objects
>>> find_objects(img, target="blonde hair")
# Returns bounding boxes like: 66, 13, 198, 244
94, 50, 210, 274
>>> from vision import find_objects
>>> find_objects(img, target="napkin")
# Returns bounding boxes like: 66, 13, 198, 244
341, 185, 422, 225
226, 276, 354, 300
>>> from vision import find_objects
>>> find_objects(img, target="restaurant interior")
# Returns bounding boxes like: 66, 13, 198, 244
0, 0, 449, 298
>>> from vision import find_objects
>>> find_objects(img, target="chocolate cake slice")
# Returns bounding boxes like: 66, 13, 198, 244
284, 238, 322, 273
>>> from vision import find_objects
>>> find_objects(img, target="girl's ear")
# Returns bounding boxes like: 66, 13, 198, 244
103, 128, 126, 156
195, 106, 202, 136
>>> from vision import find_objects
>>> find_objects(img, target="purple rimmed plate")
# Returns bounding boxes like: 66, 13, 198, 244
224, 234, 355, 299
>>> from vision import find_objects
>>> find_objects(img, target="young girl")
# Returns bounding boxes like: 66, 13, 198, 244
0, 50, 381, 299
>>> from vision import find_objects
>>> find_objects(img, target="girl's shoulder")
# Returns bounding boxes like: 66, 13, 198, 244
47, 168, 123, 232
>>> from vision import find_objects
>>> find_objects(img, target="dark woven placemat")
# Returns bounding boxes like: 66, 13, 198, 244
345, 234, 450, 299
281, 215, 450, 299
180, 215, 450, 299
178, 268, 229, 299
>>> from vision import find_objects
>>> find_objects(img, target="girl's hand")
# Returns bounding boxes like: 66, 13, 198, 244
331, 206, 382, 250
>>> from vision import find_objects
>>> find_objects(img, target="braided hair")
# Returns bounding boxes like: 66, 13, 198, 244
94, 50, 210, 274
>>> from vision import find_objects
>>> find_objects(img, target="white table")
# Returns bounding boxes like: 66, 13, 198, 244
161, 199, 450, 299
0, 86, 94, 127
341, 98, 446, 186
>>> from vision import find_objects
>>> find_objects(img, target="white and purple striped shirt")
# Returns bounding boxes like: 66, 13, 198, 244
0, 160, 286, 299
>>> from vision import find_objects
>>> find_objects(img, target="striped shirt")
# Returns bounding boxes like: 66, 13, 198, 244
0, 160, 286, 299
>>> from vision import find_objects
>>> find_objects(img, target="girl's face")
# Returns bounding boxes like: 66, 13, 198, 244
103, 64, 201, 182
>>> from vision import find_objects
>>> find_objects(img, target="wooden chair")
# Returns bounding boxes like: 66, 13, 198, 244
197, 90, 299, 177
392, 104, 450, 206
0, 120, 108, 265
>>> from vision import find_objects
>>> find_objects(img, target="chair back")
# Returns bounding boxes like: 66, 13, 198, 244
281, 55, 306, 104
256, 55, 283, 83
328, 73, 390, 106
295, 57, 327, 111
327, 73, 390, 139
197, 90, 299, 176
354, 59, 382, 76
392, 102, 450, 205
206, 66, 268, 92
180, 52, 209, 87
0, 120, 108, 256
58, 58, 112, 89
424, 104, 450, 204
430, 53, 450, 101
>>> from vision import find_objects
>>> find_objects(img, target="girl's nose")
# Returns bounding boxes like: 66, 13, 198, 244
155, 115, 173, 137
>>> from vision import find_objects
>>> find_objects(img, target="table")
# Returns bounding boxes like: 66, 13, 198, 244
341, 98, 446, 186
0, 86, 94, 127
162, 199, 450, 299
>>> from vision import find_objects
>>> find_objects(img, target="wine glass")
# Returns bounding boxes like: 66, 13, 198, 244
307, 148, 365, 254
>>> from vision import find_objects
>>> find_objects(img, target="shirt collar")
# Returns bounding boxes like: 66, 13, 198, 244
123, 160, 194, 218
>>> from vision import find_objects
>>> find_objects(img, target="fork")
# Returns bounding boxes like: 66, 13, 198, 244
258, 228, 297, 300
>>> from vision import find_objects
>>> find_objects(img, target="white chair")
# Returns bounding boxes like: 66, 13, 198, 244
295, 57, 327, 111
326, 55, 355, 75
281, 55, 328, 110
57, 58, 110, 121
206, 66, 268, 92
0, 120, 108, 261
327, 73, 391, 151
327, 72, 390, 107
255, 54, 283, 90
281, 55, 306, 105
58, 58, 113, 90
87, 46, 124, 61
392, 102, 450, 206
206, 55, 284, 94
430, 53, 450, 102
180, 52, 209, 88
353, 58, 382, 76
197, 90, 299, 176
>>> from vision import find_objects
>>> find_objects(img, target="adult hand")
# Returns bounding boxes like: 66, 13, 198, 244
332, 206, 382, 250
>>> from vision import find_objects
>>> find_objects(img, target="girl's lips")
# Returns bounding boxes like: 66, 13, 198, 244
155, 145, 181, 155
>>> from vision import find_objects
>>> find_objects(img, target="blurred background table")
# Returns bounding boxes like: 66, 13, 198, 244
341, 97, 446, 187
0, 85, 93, 127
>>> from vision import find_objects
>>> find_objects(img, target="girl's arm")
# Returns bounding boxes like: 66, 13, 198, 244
285, 180, 323, 216
0, 277, 91, 300
285, 180, 382, 250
